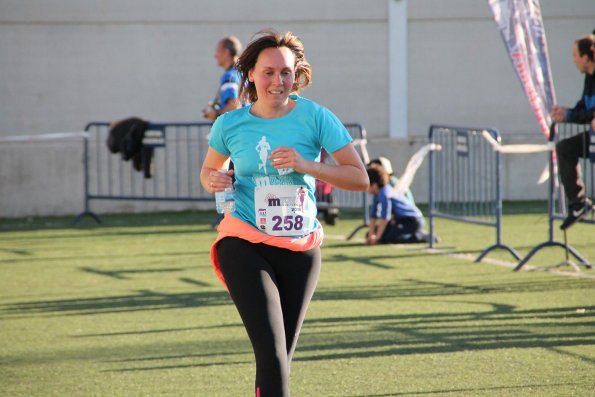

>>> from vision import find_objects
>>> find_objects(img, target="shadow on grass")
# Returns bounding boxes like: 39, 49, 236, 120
327, 253, 394, 269
100, 303, 594, 373
104, 359, 252, 372
1, 277, 592, 319
79, 266, 190, 280
0, 248, 33, 256
0, 226, 215, 243
0, 250, 211, 265
314, 277, 593, 301
0, 289, 231, 318
72, 322, 242, 338
294, 302, 595, 364
341, 382, 587, 397
4, 282, 591, 375
323, 244, 449, 270
42, 279, 590, 374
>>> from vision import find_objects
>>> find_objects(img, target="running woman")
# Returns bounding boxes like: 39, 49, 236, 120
200, 29, 368, 397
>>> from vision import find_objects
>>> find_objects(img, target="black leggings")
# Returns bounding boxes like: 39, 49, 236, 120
217, 237, 322, 397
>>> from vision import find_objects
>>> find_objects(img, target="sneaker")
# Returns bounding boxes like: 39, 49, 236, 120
560, 199, 594, 230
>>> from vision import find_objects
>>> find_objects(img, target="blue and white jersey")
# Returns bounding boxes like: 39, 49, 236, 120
217, 67, 241, 108
209, 95, 352, 237
370, 185, 423, 221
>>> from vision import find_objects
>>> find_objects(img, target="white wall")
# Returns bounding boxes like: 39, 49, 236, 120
407, 0, 594, 137
0, 0, 386, 136
0, 0, 593, 217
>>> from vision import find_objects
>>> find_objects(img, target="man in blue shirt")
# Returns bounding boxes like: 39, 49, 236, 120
365, 165, 429, 245
203, 36, 243, 120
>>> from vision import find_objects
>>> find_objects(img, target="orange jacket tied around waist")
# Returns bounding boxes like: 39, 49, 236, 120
210, 214, 324, 290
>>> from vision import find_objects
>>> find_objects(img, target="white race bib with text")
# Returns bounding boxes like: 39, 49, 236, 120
254, 184, 315, 236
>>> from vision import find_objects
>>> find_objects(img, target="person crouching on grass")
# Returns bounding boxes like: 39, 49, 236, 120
365, 165, 430, 245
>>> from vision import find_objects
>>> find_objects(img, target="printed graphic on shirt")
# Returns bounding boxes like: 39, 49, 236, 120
255, 136, 271, 175
254, 136, 293, 176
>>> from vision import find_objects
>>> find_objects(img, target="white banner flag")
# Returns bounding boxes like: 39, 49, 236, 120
489, 0, 556, 138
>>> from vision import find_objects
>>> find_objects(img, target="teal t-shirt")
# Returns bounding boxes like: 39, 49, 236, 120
209, 95, 352, 237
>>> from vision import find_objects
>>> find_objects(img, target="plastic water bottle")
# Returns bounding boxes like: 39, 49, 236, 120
215, 169, 235, 214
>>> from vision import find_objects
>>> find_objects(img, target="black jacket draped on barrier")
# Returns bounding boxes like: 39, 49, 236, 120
107, 117, 154, 178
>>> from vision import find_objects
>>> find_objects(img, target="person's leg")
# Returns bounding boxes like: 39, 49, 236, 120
259, 245, 322, 365
556, 131, 593, 229
556, 131, 588, 205
401, 216, 429, 242
217, 237, 289, 397
380, 217, 424, 243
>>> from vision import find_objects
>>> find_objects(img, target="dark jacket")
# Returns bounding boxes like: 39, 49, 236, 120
107, 117, 154, 178
566, 71, 595, 124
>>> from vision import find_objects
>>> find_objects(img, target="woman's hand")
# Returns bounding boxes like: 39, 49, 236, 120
206, 169, 234, 193
200, 147, 233, 193
269, 146, 308, 173
268, 143, 368, 192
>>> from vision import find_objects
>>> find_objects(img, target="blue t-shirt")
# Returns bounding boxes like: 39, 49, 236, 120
209, 94, 352, 236
217, 67, 241, 108
369, 185, 423, 220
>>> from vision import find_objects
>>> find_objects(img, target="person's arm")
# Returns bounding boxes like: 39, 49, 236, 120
368, 219, 389, 245
563, 76, 594, 123
366, 218, 377, 245
270, 143, 369, 192
220, 98, 241, 114
203, 97, 241, 121
202, 107, 217, 121
200, 147, 233, 193
203, 98, 242, 121
551, 105, 568, 123
564, 97, 592, 123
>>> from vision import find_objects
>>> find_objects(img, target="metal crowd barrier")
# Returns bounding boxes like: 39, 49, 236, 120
74, 121, 213, 224
428, 124, 520, 262
515, 122, 593, 271
74, 121, 369, 229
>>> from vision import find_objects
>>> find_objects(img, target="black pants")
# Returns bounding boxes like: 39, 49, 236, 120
556, 130, 591, 205
379, 216, 427, 244
217, 237, 322, 397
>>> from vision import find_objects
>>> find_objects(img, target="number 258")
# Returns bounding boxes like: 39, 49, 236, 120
272, 215, 304, 231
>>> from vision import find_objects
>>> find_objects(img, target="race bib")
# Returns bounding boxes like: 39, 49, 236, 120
254, 184, 316, 236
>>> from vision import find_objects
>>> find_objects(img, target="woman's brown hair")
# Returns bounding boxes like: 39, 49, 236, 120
236, 29, 312, 103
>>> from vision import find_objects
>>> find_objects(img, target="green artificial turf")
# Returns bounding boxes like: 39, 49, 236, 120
0, 208, 593, 396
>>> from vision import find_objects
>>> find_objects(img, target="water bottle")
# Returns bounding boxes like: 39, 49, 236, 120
215, 169, 235, 214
